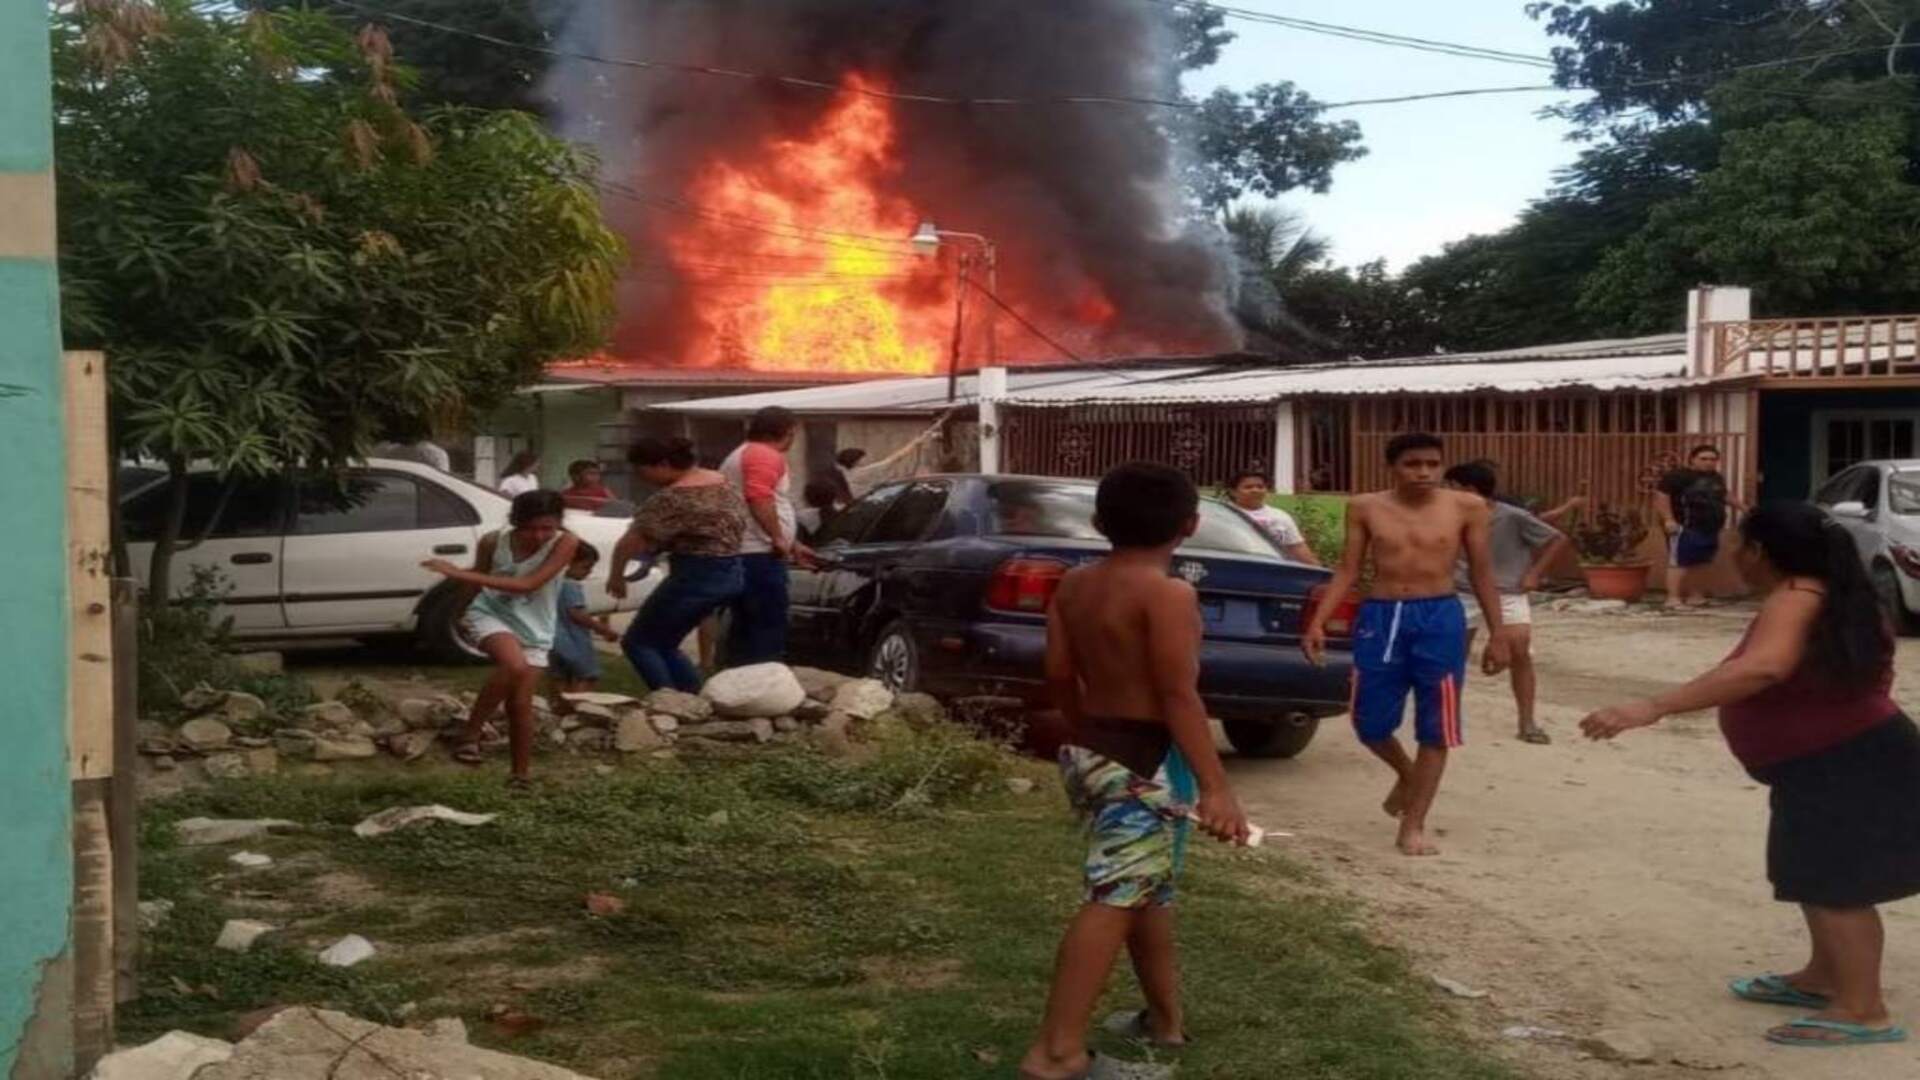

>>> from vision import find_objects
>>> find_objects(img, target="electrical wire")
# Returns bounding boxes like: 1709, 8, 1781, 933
1135, 0, 1555, 69
965, 278, 1089, 363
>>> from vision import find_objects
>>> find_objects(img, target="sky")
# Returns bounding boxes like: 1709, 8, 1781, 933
1189, 0, 1584, 269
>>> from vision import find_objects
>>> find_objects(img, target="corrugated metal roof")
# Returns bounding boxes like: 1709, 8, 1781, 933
654, 332, 1717, 416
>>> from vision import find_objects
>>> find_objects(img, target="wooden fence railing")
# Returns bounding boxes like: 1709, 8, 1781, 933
1001, 403, 1278, 486
1708, 316, 1920, 382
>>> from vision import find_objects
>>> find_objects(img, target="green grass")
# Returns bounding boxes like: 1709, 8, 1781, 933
127, 723, 1515, 1080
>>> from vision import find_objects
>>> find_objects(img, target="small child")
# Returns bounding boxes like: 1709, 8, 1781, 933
548, 542, 619, 710
1019, 462, 1250, 1080
422, 490, 580, 788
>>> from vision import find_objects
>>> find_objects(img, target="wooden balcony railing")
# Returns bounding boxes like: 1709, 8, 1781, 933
1706, 316, 1920, 383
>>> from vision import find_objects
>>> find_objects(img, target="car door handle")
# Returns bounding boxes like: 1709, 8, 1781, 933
433, 544, 469, 556
230, 552, 274, 566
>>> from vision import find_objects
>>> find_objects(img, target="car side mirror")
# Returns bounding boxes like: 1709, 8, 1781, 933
1831, 500, 1870, 520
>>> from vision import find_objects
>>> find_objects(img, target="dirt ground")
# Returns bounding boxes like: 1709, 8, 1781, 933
1228, 605, 1920, 1080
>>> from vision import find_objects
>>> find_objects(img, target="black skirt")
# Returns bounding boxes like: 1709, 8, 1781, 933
1758, 713, 1920, 908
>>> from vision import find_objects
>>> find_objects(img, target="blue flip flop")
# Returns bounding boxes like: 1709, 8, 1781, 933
1766, 1018, 1909, 1047
1730, 974, 1831, 1009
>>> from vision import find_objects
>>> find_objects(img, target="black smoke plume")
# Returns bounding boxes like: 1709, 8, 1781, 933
544, 0, 1243, 366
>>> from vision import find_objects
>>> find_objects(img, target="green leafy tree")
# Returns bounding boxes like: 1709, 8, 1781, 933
54, 0, 623, 599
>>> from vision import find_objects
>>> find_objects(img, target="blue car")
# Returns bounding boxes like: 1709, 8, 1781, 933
784, 474, 1356, 758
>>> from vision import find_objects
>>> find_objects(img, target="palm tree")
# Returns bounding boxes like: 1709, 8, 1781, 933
1224, 205, 1334, 355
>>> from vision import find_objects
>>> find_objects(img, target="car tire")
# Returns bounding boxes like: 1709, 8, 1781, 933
866, 620, 921, 694
416, 585, 487, 665
1873, 563, 1919, 637
1222, 716, 1320, 759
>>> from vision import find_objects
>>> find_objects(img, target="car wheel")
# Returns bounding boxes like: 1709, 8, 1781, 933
416, 586, 487, 665
866, 621, 921, 694
1873, 563, 1919, 636
1222, 716, 1320, 759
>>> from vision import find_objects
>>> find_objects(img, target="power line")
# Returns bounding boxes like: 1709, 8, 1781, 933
1136, 0, 1555, 69
966, 278, 1088, 363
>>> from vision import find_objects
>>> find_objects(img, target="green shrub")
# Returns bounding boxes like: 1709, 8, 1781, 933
138, 567, 313, 722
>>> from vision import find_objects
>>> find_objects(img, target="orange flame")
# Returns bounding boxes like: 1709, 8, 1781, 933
669, 75, 952, 373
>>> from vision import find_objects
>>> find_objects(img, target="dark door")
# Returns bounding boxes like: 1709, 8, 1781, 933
814, 481, 954, 656
786, 484, 901, 665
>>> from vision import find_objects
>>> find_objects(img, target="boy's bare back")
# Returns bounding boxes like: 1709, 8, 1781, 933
1051, 559, 1200, 724
1349, 489, 1490, 599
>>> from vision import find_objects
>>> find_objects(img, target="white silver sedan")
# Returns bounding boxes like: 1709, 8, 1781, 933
1815, 459, 1920, 634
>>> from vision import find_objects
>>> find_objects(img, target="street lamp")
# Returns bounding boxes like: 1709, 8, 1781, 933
911, 220, 999, 400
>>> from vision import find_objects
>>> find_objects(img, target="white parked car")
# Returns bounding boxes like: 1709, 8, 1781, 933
1814, 459, 1920, 634
119, 458, 656, 660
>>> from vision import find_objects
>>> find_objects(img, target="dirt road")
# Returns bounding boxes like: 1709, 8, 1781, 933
1229, 605, 1920, 1080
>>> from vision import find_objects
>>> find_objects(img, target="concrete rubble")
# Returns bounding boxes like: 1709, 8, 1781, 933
176, 818, 298, 846
91, 1007, 599, 1080
214, 919, 276, 953
353, 804, 497, 838
703, 662, 806, 718
317, 934, 376, 968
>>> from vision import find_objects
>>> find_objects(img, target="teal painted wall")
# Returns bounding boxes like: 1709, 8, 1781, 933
0, 1, 73, 1075
1759, 388, 1920, 501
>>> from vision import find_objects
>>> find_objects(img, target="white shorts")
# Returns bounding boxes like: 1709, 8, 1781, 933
1460, 592, 1532, 630
462, 612, 549, 668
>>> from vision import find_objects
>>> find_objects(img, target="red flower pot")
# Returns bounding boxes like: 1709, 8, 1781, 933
1582, 563, 1651, 602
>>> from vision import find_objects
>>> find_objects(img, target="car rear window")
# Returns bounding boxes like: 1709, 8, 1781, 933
1892, 471, 1920, 515
985, 480, 1277, 557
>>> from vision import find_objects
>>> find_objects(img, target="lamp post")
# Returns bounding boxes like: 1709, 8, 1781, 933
912, 221, 998, 401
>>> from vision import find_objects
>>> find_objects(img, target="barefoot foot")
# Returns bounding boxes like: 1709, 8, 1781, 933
1396, 826, 1440, 857
1382, 777, 1410, 819
1016, 1048, 1092, 1080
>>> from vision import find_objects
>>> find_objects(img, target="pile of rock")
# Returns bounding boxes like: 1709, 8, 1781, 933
140, 665, 948, 779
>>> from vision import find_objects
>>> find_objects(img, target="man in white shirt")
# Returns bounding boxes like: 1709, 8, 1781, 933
1226, 472, 1320, 565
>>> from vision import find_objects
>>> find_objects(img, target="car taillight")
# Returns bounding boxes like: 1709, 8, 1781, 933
1893, 543, 1920, 579
1305, 583, 1361, 637
985, 557, 1069, 614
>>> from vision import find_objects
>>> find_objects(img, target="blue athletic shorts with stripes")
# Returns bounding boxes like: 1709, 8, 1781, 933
1351, 595, 1468, 748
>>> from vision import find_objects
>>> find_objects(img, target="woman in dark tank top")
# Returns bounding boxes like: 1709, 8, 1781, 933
1581, 502, 1914, 1050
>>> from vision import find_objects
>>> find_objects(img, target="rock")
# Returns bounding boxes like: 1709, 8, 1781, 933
563, 691, 641, 708
317, 934, 376, 968
1581, 1027, 1658, 1064
176, 817, 297, 846
138, 737, 179, 757
299, 701, 357, 732
231, 1005, 298, 1041
423, 1017, 469, 1044
650, 714, 680, 735
231, 735, 272, 749
215, 919, 276, 953
614, 715, 664, 753
1430, 975, 1489, 1000
348, 720, 379, 739
892, 692, 947, 727
793, 698, 831, 722
178, 717, 234, 753
705, 809, 731, 827
559, 716, 582, 733
198, 1007, 593, 1080
830, 679, 895, 721
151, 755, 178, 772
811, 713, 855, 758
229, 851, 273, 869
676, 720, 771, 743
388, 730, 436, 762
89, 1031, 234, 1079
570, 702, 619, 727
228, 651, 283, 675
180, 686, 227, 713
138, 899, 175, 930
202, 753, 249, 781
220, 692, 268, 724
791, 665, 851, 702
396, 698, 439, 728
643, 688, 713, 723
241, 747, 278, 776
311, 734, 377, 762
353, 805, 496, 839
773, 717, 800, 734
368, 713, 410, 739
703, 663, 807, 718
272, 729, 317, 758
593, 764, 616, 777
1501, 1025, 1569, 1042
568, 728, 611, 752
1005, 777, 1037, 796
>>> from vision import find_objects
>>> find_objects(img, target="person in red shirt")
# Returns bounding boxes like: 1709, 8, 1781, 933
719, 407, 813, 664
1582, 502, 1916, 1049
560, 459, 615, 511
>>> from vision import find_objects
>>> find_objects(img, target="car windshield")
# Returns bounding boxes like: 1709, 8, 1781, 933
1892, 471, 1920, 515
985, 479, 1277, 557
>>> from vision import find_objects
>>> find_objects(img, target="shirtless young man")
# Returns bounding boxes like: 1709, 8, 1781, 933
1019, 462, 1249, 1080
1303, 433, 1510, 857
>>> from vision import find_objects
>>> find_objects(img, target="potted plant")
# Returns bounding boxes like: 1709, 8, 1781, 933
1570, 505, 1654, 601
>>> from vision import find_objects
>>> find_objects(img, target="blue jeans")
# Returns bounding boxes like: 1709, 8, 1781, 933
622, 555, 744, 692
727, 552, 790, 666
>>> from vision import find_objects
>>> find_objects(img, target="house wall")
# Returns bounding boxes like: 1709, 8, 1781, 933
477, 388, 625, 489
0, 6, 75, 1074
1758, 388, 1920, 501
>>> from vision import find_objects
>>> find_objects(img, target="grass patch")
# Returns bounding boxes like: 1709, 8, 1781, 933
129, 721, 1514, 1079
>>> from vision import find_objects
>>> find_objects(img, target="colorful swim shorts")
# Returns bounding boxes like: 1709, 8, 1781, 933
1057, 744, 1197, 909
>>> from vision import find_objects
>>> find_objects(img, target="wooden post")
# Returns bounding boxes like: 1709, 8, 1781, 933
111, 578, 139, 1004
66, 352, 116, 1069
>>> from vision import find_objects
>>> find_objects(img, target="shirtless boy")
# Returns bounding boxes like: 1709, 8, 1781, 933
1303, 433, 1509, 857
1019, 462, 1250, 1080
